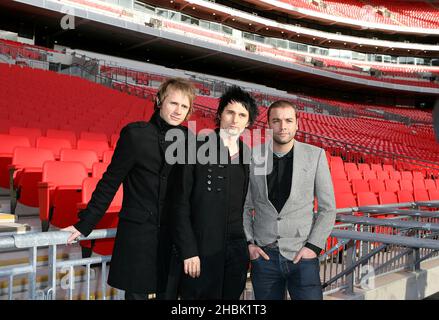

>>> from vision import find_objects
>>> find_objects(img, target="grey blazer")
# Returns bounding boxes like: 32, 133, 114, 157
243, 140, 336, 261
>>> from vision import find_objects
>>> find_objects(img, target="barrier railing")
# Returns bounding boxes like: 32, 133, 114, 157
2, 201, 439, 299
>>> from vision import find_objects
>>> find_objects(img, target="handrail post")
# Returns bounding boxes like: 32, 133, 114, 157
344, 239, 356, 296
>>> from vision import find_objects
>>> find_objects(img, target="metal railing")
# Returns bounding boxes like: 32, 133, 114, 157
2, 201, 439, 299
0, 229, 118, 300
320, 200, 439, 296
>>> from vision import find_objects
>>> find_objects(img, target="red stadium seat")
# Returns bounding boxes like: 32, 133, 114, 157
425, 179, 437, 191
9, 127, 42, 147
331, 170, 347, 180
0, 134, 31, 189
401, 171, 413, 180
370, 164, 383, 171
384, 179, 400, 193
389, 171, 402, 181
92, 162, 109, 179
358, 163, 370, 172
363, 170, 377, 181
80, 132, 108, 142
376, 171, 390, 181
77, 139, 110, 161
102, 150, 114, 163
357, 192, 378, 207
9, 147, 54, 209
334, 192, 357, 209
414, 189, 430, 202
347, 170, 362, 181
332, 179, 352, 194
369, 179, 386, 193
46, 129, 77, 148
397, 190, 414, 203
412, 179, 426, 191
352, 179, 370, 194
428, 189, 439, 201
36, 137, 72, 159
110, 134, 119, 148
400, 180, 413, 192
344, 163, 358, 172
378, 191, 398, 205
60, 149, 99, 172
38, 161, 88, 231
78, 177, 122, 256
412, 171, 424, 180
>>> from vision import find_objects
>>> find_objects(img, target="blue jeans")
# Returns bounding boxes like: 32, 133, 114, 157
250, 247, 323, 300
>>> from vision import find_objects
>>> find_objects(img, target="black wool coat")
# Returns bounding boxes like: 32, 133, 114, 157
75, 111, 186, 294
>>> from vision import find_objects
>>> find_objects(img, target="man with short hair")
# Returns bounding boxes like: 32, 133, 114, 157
244, 100, 336, 300
62, 78, 196, 300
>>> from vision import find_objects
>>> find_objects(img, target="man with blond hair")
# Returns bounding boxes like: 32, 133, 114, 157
63, 78, 196, 300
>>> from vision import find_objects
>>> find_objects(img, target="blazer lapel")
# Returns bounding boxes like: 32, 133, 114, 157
279, 141, 306, 217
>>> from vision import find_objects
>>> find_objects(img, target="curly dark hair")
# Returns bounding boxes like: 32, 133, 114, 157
216, 86, 259, 127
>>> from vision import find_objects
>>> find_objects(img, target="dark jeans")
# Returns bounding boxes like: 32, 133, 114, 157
180, 239, 249, 300
250, 247, 323, 300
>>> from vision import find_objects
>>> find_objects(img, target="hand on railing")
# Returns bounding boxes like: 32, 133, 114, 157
61, 226, 83, 244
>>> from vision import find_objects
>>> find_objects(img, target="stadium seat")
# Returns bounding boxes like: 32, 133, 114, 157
401, 171, 413, 180
358, 163, 370, 172
331, 170, 347, 180
78, 177, 122, 256
397, 190, 414, 203
352, 179, 370, 194
370, 164, 383, 171
347, 170, 363, 181
383, 164, 394, 173
0, 134, 31, 189
376, 171, 390, 181
378, 191, 398, 205
399, 180, 414, 192
412, 179, 426, 191
46, 129, 77, 148
9, 147, 55, 210
425, 179, 437, 191
60, 149, 99, 173
92, 162, 109, 179
334, 192, 357, 209
38, 161, 88, 231
80, 132, 108, 142
357, 192, 379, 207
102, 150, 114, 163
369, 179, 386, 193
77, 139, 110, 161
384, 179, 400, 193
414, 189, 430, 202
36, 137, 72, 159
428, 189, 439, 201
363, 170, 377, 181
332, 179, 352, 194
344, 163, 358, 172
9, 127, 42, 147
389, 171, 402, 181
412, 171, 424, 180
110, 134, 119, 148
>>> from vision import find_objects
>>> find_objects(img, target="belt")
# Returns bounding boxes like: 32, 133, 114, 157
262, 241, 278, 249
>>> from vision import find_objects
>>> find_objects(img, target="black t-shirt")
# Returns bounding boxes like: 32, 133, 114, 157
226, 152, 246, 240
267, 147, 294, 214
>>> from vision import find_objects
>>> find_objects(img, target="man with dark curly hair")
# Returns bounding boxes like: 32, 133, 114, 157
170, 86, 259, 299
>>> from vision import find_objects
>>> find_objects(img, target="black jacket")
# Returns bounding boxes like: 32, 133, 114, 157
170, 130, 250, 261
74, 111, 186, 294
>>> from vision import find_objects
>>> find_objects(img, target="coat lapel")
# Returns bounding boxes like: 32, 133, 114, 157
279, 141, 306, 217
